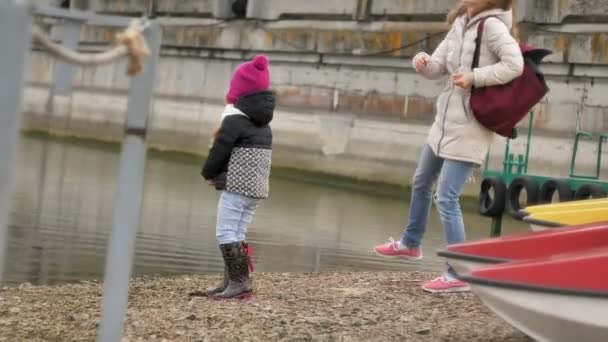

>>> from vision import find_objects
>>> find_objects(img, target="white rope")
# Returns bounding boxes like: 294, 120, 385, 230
31, 19, 150, 75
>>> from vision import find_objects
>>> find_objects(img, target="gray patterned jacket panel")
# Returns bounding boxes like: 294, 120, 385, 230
226, 147, 272, 199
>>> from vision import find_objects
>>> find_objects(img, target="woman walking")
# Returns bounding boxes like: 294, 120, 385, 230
374, 0, 523, 293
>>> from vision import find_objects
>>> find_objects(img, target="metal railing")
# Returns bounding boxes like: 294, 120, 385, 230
0, 1, 161, 341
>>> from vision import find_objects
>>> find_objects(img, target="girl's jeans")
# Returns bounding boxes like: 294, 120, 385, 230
400, 144, 475, 276
216, 191, 261, 244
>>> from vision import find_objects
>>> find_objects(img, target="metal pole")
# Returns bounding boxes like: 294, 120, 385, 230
523, 112, 534, 174
0, 0, 32, 285
52, 19, 83, 96
490, 215, 503, 237
97, 21, 161, 342
516, 155, 524, 175
502, 139, 511, 174
597, 134, 607, 178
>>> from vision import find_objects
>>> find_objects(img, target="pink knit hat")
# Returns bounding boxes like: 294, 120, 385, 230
225, 54, 270, 104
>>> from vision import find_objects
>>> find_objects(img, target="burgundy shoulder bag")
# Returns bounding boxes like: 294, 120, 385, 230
470, 17, 552, 138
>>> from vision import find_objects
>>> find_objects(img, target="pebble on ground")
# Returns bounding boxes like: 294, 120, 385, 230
0, 272, 529, 341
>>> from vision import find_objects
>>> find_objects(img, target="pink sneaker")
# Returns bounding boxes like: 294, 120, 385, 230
422, 275, 470, 293
373, 238, 422, 260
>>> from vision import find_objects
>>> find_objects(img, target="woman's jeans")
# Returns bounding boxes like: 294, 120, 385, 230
216, 191, 261, 244
400, 145, 475, 275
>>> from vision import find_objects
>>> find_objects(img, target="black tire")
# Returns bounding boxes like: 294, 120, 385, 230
506, 176, 540, 216
574, 184, 607, 200
478, 177, 507, 217
539, 179, 573, 204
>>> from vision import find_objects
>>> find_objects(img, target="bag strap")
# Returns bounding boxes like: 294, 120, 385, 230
471, 16, 494, 69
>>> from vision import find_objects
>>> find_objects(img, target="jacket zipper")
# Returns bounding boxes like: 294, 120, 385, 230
436, 87, 453, 156
437, 21, 471, 155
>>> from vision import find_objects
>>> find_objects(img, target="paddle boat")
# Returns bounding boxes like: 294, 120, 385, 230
437, 221, 608, 274
459, 250, 608, 342
516, 198, 608, 219
523, 205, 608, 231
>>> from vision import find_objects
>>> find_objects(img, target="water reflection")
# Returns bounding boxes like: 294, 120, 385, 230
4, 133, 527, 286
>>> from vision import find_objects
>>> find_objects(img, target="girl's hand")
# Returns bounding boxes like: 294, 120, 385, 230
414, 53, 430, 72
452, 72, 474, 89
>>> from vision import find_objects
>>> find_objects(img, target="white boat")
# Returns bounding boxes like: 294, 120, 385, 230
459, 251, 608, 342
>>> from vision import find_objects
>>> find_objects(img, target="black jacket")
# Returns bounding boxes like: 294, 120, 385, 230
202, 91, 275, 198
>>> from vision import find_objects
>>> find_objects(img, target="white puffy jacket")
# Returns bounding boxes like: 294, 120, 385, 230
413, 8, 524, 165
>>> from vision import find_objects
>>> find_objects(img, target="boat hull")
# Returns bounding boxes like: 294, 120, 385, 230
520, 198, 608, 217
448, 259, 493, 274
525, 207, 608, 227
441, 222, 608, 270
524, 217, 567, 232
529, 223, 550, 232
471, 284, 608, 342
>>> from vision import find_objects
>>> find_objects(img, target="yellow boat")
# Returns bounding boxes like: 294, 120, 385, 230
524, 205, 608, 231
518, 198, 608, 219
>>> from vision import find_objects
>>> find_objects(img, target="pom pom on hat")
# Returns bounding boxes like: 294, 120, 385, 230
226, 54, 270, 104
252, 54, 268, 71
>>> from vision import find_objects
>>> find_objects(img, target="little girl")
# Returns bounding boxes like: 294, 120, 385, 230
200, 54, 274, 299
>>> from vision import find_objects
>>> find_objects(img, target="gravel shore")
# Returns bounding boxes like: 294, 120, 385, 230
0, 272, 528, 341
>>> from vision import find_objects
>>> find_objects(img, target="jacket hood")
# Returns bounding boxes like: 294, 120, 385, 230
464, 8, 513, 30
234, 91, 275, 126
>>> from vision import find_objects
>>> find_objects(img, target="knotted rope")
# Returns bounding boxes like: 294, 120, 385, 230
31, 19, 150, 76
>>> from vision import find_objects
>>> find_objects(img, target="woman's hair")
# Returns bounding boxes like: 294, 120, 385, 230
446, 0, 518, 38
447, 0, 514, 25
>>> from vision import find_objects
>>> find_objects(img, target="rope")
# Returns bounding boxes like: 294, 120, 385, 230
359, 30, 447, 56
31, 19, 150, 76
256, 23, 446, 57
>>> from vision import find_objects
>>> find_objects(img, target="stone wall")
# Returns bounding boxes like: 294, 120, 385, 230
246, 0, 359, 20
522, 0, 608, 23
67, 0, 608, 23
370, 0, 454, 18
25, 0, 608, 191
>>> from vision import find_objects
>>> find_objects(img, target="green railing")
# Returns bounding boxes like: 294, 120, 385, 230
481, 111, 607, 237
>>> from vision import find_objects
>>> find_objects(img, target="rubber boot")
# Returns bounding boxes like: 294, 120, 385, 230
212, 241, 253, 300
188, 268, 228, 298
188, 250, 228, 298
204, 266, 229, 296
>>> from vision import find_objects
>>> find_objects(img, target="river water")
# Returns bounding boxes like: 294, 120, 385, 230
3, 133, 526, 286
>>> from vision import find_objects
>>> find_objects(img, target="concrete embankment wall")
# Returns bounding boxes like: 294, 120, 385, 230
24, 0, 608, 194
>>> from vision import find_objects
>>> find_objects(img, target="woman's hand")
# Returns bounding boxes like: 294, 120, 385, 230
452, 72, 474, 89
414, 53, 430, 72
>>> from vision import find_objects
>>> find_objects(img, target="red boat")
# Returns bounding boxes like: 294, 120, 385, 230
437, 221, 608, 274
459, 251, 608, 342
